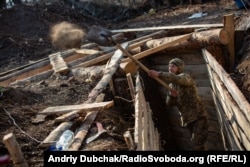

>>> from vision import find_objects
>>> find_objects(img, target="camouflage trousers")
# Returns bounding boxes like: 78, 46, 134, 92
186, 117, 209, 151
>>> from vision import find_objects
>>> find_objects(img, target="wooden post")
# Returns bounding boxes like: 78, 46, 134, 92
126, 73, 135, 103
224, 14, 235, 72
123, 131, 135, 150
3, 133, 28, 167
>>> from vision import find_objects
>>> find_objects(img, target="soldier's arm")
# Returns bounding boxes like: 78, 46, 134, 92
159, 72, 193, 86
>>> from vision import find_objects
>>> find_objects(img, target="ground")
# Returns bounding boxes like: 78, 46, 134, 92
0, 1, 249, 166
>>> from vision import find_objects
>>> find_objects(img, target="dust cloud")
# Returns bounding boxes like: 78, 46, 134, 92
49, 21, 86, 49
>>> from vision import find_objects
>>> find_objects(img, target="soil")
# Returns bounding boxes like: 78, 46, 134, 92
0, 1, 249, 166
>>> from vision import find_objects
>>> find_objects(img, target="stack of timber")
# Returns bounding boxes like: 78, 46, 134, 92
1, 14, 249, 151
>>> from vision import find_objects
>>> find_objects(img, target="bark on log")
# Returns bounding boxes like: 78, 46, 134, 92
118, 61, 138, 76
122, 33, 192, 63
190, 28, 229, 45
67, 110, 99, 151
143, 29, 229, 51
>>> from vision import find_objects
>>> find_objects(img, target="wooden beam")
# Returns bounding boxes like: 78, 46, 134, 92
122, 33, 192, 63
223, 14, 235, 72
73, 38, 152, 69
39, 100, 114, 115
111, 24, 223, 33
67, 110, 99, 151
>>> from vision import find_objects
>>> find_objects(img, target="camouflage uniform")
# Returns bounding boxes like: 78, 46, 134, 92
159, 58, 209, 151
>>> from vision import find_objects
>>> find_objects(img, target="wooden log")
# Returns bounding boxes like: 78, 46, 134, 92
119, 61, 138, 76
73, 38, 152, 69
67, 110, 99, 151
122, 33, 192, 63
39, 122, 73, 147
85, 43, 129, 104
54, 111, 80, 123
190, 28, 229, 45
3, 133, 28, 167
144, 29, 228, 50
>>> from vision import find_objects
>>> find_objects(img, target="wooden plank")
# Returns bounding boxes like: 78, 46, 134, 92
73, 38, 151, 69
142, 90, 148, 150
75, 49, 99, 55
122, 33, 192, 63
111, 24, 223, 33
211, 70, 250, 149
212, 92, 244, 150
39, 100, 114, 115
49, 52, 69, 74
202, 49, 250, 121
134, 73, 143, 150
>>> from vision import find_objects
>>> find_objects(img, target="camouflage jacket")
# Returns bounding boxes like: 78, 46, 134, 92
159, 72, 207, 127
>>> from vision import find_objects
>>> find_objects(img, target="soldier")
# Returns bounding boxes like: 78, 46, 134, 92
148, 58, 209, 151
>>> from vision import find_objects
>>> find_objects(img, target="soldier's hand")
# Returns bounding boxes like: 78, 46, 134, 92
170, 89, 178, 97
148, 70, 160, 78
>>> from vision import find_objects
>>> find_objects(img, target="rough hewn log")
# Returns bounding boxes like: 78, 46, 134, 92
122, 33, 192, 63
143, 29, 228, 51
85, 43, 129, 104
67, 110, 99, 151
118, 61, 138, 76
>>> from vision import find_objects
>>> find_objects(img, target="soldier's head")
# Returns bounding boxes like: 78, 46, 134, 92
169, 58, 185, 74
